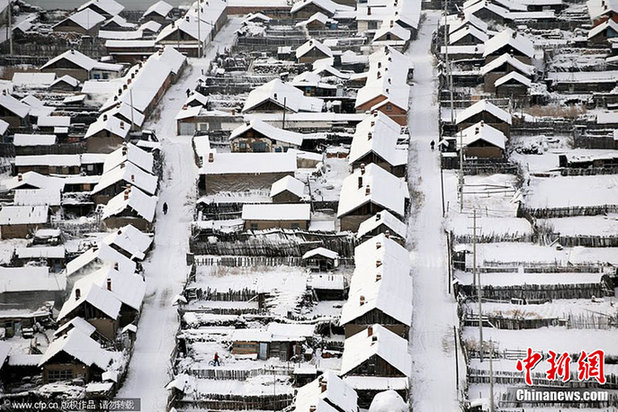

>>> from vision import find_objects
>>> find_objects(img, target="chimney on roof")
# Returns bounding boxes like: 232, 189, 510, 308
360, 163, 366, 174
123, 84, 128, 91
127, 78, 132, 85
75, 288, 81, 300
367, 325, 373, 336
114, 96, 118, 102
390, 20, 394, 28
388, 78, 391, 84
378, 62, 382, 68
122, 144, 128, 156
377, 71, 381, 79
319, 381, 327, 393
475, 127, 479, 134
360, 295, 366, 305
376, 273, 382, 282
376, 259, 382, 267
70, 49, 75, 54
132, 72, 136, 79
372, 335, 378, 343
365, 185, 370, 196
385, 230, 390, 239
368, 6, 372, 15
370, 120, 375, 127
120, 121, 125, 129
512, 31, 517, 39
376, 241, 382, 249
208, 152, 214, 163
358, 175, 363, 189
114, 262, 119, 270
182, 104, 188, 110
124, 188, 130, 200
185, 16, 190, 21
103, 114, 108, 121
131, 174, 135, 182
158, 48, 163, 55
376, 212, 381, 221
17, 174, 22, 182
368, 132, 372, 140
118, 89, 122, 96
309, 407, 316, 412
106, 278, 112, 291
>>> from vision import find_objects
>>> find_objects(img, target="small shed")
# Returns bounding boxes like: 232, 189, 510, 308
302, 247, 340, 271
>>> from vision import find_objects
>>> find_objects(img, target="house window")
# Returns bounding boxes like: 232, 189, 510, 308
251, 141, 267, 152
48, 369, 73, 382
274, 147, 282, 152
290, 223, 300, 230
93, 73, 101, 80
386, 34, 391, 40
250, 223, 258, 230
239, 141, 247, 150
369, 21, 378, 30
385, 104, 393, 112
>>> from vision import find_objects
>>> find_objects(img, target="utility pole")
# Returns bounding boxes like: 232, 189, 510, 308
489, 339, 495, 412
473, 209, 484, 362
443, 0, 455, 124
440, 150, 445, 217
197, 1, 202, 58
458, 130, 464, 212
453, 325, 459, 396
8, 1, 13, 56
129, 89, 135, 132
282, 97, 287, 129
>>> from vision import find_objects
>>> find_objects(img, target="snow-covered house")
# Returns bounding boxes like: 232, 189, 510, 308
301, 247, 340, 271
293, 371, 358, 412
103, 143, 154, 174
296, 39, 334, 64
14, 154, 81, 175
91, 161, 157, 205
142, 1, 174, 24
40, 49, 123, 82
101, 15, 136, 31
49, 75, 81, 92
242, 79, 324, 113
291, 71, 339, 97
480, 53, 535, 93
101, 186, 158, 231
229, 119, 305, 152
372, 20, 411, 49
0, 205, 49, 239
349, 111, 407, 177
341, 234, 411, 338
11, 73, 57, 89
65, 242, 137, 278
456, 121, 507, 159
242, 203, 311, 230
52, 8, 106, 36
455, 99, 512, 138
586, 0, 618, 26
78, 0, 124, 19
0, 266, 66, 303
39, 327, 116, 384
588, 19, 618, 45
85, 113, 130, 153
463, 1, 510, 24
356, 211, 407, 244
337, 163, 409, 232
494, 71, 532, 98
483, 28, 535, 65
448, 25, 488, 46
230, 323, 315, 361
291, 0, 352, 18
0, 93, 30, 128
340, 324, 410, 406
199, 151, 297, 195
102, 224, 153, 261
295, 12, 335, 29
270, 175, 306, 203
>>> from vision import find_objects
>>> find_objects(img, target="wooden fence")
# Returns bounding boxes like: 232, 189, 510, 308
176, 393, 294, 410
521, 204, 618, 218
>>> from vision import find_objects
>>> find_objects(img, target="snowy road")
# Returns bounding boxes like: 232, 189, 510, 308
117, 18, 242, 411
406, 12, 465, 411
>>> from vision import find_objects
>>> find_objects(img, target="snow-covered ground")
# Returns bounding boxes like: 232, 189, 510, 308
406, 11, 464, 410
116, 17, 242, 410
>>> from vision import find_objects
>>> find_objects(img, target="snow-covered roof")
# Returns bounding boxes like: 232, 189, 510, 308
57, 276, 120, 321
156, 0, 226, 43
2, 171, 64, 192
50, 75, 80, 89
291, 0, 352, 15
494, 71, 532, 88
66, 242, 136, 277
457, 121, 507, 150
13, 134, 57, 147
104, 102, 146, 128
87, 265, 145, 311
102, 224, 153, 260
102, 15, 136, 29
586, 0, 618, 20
103, 143, 154, 174
357, 210, 407, 239
143, 0, 173, 18
340, 324, 411, 377
0, 205, 48, 225
270, 175, 306, 199
241, 203, 311, 221
0, 120, 8, 136
102, 186, 157, 222
139, 20, 162, 33
483, 28, 534, 58
337, 164, 409, 219
355, 75, 409, 110
546, 70, 618, 84
151, 46, 186, 75
54, 316, 97, 338
0, 266, 66, 293
449, 25, 488, 44
39, 328, 114, 370
12, 73, 56, 88
291, 71, 338, 90
588, 18, 618, 39
37, 116, 70, 128
41, 49, 123, 73
185, 91, 209, 107
16, 245, 65, 259
0, 94, 30, 118
85, 112, 130, 139
56, 8, 106, 30
99, 29, 144, 39
302, 247, 339, 260
296, 39, 333, 59
92, 161, 158, 196
200, 152, 297, 175
349, 112, 407, 167
78, 0, 124, 16
447, 13, 488, 34
480, 53, 535, 76
463, 1, 510, 19
368, 390, 407, 412
13, 189, 61, 207
373, 21, 411, 42
243, 79, 323, 113
293, 371, 358, 412
296, 12, 330, 27
15, 154, 80, 167
456, 100, 512, 125
230, 119, 305, 147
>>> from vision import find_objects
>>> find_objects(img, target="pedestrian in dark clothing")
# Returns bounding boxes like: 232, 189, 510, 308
430, 140, 435, 151
186, 88, 191, 97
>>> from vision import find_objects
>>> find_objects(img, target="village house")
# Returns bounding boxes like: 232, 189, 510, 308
52, 8, 106, 36
101, 224, 153, 261
103, 143, 154, 175
139, 20, 163, 38
39, 327, 116, 384
340, 324, 410, 407
307, 273, 346, 300
0, 205, 49, 239
372, 20, 411, 50
66, 242, 137, 278
448, 25, 488, 46
0, 266, 66, 308
105, 40, 158, 63
242, 79, 324, 113
85, 113, 130, 153
0, 93, 30, 129
142, 1, 174, 24
296, 39, 334, 64
295, 12, 335, 30
231, 323, 315, 361
586, 0, 618, 26
198, 151, 297, 195
15, 245, 65, 272
480, 53, 535, 93
455, 99, 512, 138
290, 0, 351, 18
588, 19, 618, 45
290, 72, 339, 98
293, 371, 358, 412
270, 175, 306, 203
494, 71, 532, 99
545, 70, 618, 93
356, 211, 407, 245
456, 121, 507, 159
40, 50, 124, 82
354, 76, 409, 126
483, 28, 535, 65
302, 247, 340, 271
78, 0, 125, 19
13, 154, 81, 175
337, 163, 409, 232
341, 234, 412, 338
349, 111, 407, 177
91, 162, 158, 205
101, 186, 158, 231
49, 75, 81, 92
229, 120, 305, 152
241, 203, 311, 230
11, 73, 57, 90
3, 171, 64, 192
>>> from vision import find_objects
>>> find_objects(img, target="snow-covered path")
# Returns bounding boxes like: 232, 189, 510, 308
117, 18, 241, 411
406, 12, 464, 411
